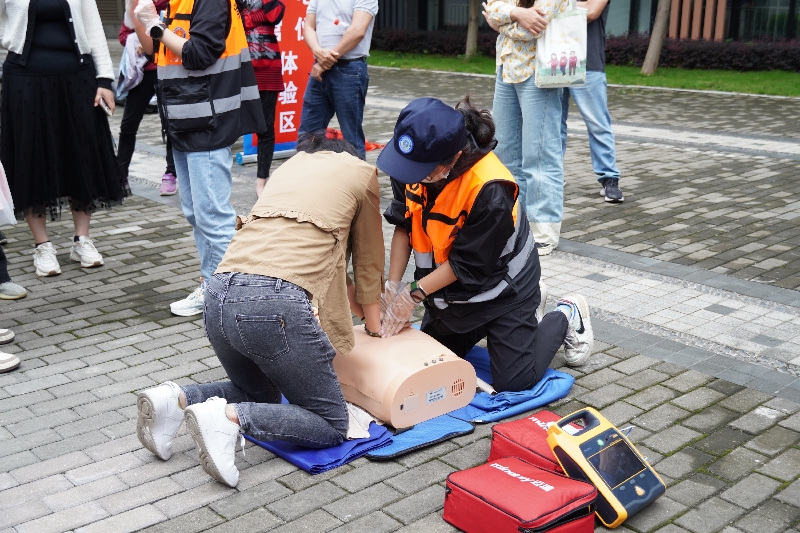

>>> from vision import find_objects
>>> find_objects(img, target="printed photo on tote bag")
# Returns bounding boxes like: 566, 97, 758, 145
535, 0, 587, 88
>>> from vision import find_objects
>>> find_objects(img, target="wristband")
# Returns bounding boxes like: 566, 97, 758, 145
364, 324, 381, 337
410, 280, 428, 303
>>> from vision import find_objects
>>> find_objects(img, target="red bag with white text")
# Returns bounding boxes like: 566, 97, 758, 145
444, 457, 597, 533
488, 410, 567, 472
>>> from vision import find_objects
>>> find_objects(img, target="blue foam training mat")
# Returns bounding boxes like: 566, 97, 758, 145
365, 414, 475, 460
243, 422, 391, 474
449, 346, 574, 423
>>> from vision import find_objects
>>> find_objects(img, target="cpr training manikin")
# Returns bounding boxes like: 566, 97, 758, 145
333, 326, 477, 428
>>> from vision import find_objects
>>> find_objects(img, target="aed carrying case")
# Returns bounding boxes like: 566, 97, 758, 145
443, 456, 597, 533
488, 410, 566, 473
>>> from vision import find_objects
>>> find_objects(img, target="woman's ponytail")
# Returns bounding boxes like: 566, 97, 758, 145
456, 95, 495, 149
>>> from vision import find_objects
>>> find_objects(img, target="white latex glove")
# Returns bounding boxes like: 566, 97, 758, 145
134, 0, 161, 35
380, 280, 401, 321
380, 283, 418, 338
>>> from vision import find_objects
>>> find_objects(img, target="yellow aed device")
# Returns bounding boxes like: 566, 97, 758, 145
546, 408, 665, 528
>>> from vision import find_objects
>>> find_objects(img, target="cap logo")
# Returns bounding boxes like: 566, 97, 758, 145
398, 135, 414, 154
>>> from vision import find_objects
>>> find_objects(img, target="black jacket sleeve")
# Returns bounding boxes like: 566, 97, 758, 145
383, 177, 408, 227
448, 181, 517, 291
181, 0, 230, 71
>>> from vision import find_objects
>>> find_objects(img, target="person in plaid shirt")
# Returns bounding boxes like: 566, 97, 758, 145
236, 0, 285, 197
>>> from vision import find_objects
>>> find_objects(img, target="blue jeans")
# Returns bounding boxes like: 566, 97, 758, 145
492, 67, 564, 247
173, 147, 236, 282
181, 273, 349, 448
560, 71, 620, 183
299, 60, 369, 159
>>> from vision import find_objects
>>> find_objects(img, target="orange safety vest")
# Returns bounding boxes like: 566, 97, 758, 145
155, 0, 262, 148
406, 152, 519, 270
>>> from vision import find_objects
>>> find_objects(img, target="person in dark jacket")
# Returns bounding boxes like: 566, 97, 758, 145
133, 0, 266, 316
379, 96, 594, 393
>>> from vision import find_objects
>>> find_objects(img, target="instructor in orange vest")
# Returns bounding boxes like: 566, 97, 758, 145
132, 0, 265, 317
379, 97, 594, 393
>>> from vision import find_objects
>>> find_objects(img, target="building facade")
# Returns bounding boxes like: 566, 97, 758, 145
376, 0, 799, 40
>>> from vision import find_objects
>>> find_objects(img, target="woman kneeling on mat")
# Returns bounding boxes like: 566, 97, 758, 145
379, 96, 594, 393
135, 132, 384, 487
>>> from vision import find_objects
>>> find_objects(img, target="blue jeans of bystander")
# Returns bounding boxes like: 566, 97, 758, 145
181, 273, 349, 448
560, 71, 620, 182
172, 147, 236, 282
299, 59, 369, 160
492, 67, 564, 247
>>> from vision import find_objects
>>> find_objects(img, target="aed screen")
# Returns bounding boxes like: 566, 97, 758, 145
588, 441, 646, 489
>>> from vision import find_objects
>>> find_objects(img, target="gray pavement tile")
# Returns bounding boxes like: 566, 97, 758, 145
720, 472, 781, 509
707, 447, 769, 482
706, 379, 746, 396
653, 448, 714, 480
600, 401, 644, 427
394, 511, 455, 533
718, 388, 774, 413
683, 406, 740, 433
662, 371, 713, 393
14, 501, 109, 533
671, 388, 726, 412
136, 507, 226, 533
267, 481, 348, 521
329, 510, 402, 533
384, 485, 446, 525
330, 461, 406, 493
729, 406, 786, 434
152, 481, 235, 519
270, 509, 342, 533
757, 448, 800, 482
674, 497, 745, 533
625, 497, 686, 533
439, 439, 491, 471
73, 504, 168, 533
617, 369, 671, 391
384, 461, 455, 495
277, 465, 355, 492
323, 483, 403, 522
667, 474, 727, 507
743, 425, 800, 456
736, 500, 800, 533
694, 428, 751, 456
578, 383, 634, 409
190, 508, 281, 533
633, 404, 692, 432
643, 425, 703, 454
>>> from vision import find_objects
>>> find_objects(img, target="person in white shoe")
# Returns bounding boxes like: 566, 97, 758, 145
0, 328, 21, 373
0, 246, 26, 300
136, 133, 384, 487
379, 97, 593, 393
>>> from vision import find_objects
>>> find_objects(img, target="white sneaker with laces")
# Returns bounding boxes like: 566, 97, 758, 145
170, 284, 205, 317
184, 397, 241, 487
537, 242, 556, 256
536, 280, 548, 324
558, 294, 594, 367
137, 381, 185, 460
34, 242, 61, 277
70, 236, 104, 268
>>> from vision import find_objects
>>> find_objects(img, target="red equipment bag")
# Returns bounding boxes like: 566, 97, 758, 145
488, 410, 565, 473
444, 457, 597, 533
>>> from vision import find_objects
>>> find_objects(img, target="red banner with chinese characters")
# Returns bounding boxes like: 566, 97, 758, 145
274, 0, 314, 150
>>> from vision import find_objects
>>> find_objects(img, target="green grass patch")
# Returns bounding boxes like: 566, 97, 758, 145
369, 50, 800, 97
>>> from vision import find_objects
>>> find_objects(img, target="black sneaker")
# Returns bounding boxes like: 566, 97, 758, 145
600, 178, 624, 203
0, 231, 6, 245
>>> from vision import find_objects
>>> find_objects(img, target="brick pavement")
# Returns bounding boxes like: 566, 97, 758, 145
4, 64, 800, 532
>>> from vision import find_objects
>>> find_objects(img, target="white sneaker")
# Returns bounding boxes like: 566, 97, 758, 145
0, 352, 20, 373
0, 329, 14, 344
536, 280, 548, 324
170, 284, 205, 317
558, 294, 594, 367
184, 397, 241, 487
137, 381, 185, 460
537, 242, 556, 256
70, 236, 104, 268
34, 242, 61, 277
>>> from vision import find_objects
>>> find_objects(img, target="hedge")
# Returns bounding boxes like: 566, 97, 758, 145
371, 29, 800, 71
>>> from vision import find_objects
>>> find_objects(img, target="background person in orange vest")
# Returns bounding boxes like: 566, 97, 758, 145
379, 97, 594, 393
133, 0, 265, 317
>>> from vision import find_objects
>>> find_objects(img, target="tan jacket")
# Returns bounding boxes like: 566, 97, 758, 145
216, 151, 384, 354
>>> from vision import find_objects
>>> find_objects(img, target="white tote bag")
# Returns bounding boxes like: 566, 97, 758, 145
535, 0, 587, 88
0, 161, 16, 226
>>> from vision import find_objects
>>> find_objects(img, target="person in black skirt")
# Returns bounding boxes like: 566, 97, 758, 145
0, 0, 128, 277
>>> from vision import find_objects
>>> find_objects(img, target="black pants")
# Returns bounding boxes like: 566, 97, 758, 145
257, 90, 278, 179
117, 70, 175, 179
0, 247, 10, 284
422, 293, 568, 393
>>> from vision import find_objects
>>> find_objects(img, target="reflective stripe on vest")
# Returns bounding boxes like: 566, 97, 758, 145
155, 0, 258, 130
405, 152, 524, 308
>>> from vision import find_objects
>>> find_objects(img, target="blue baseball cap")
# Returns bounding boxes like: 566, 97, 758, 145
377, 98, 467, 184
